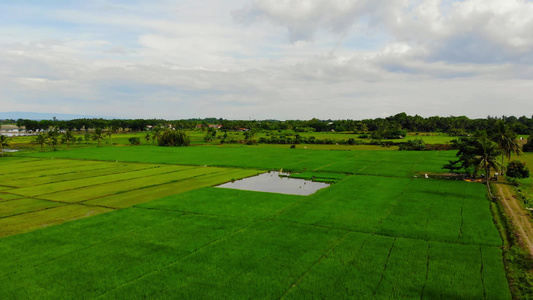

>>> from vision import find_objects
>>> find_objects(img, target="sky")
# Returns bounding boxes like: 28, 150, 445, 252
1, 0, 533, 120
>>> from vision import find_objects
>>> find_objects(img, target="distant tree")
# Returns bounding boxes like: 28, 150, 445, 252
442, 160, 462, 173
92, 128, 106, 147
471, 137, 503, 198
108, 125, 119, 145
491, 121, 522, 172
33, 133, 47, 151
151, 126, 163, 145
0, 135, 11, 157
46, 130, 59, 151
158, 130, 190, 147
128, 137, 141, 145
145, 133, 151, 143
61, 130, 76, 150
84, 132, 91, 144
523, 134, 533, 152
506, 160, 530, 183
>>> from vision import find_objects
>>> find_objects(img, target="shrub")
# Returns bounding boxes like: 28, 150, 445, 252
158, 130, 190, 147
128, 137, 141, 145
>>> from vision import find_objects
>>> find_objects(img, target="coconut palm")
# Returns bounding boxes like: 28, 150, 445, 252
151, 126, 163, 145
0, 135, 11, 157
107, 126, 119, 145
92, 128, 106, 147
471, 137, 503, 198
46, 130, 59, 151
491, 121, 522, 172
34, 133, 47, 151
61, 130, 75, 150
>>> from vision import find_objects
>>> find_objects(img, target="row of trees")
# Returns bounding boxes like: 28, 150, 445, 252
442, 122, 528, 197
13, 113, 533, 135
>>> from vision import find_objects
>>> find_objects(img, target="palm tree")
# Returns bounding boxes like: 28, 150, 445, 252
151, 126, 163, 145
107, 126, 119, 145
471, 137, 503, 198
46, 130, 59, 151
61, 130, 75, 150
491, 121, 522, 173
0, 135, 11, 157
34, 133, 47, 151
92, 128, 106, 147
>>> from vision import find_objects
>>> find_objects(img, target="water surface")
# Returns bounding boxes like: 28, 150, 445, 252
216, 171, 330, 196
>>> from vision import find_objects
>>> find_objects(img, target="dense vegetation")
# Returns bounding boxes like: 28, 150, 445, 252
12, 112, 533, 134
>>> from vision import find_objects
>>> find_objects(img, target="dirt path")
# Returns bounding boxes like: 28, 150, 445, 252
494, 182, 533, 256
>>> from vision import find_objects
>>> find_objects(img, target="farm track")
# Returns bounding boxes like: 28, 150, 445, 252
494, 182, 533, 256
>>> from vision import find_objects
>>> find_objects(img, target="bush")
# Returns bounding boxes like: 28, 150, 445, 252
158, 130, 190, 147
398, 139, 426, 151
128, 137, 141, 145
507, 160, 530, 181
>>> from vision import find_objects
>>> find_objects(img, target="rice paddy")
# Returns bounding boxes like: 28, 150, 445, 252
0, 146, 511, 299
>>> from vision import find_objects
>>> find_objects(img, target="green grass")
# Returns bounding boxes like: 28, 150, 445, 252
0, 204, 113, 237
34, 167, 230, 202
0, 145, 513, 298
0, 198, 64, 218
23, 145, 457, 177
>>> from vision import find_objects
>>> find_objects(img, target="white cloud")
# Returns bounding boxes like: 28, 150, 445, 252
1, 0, 533, 119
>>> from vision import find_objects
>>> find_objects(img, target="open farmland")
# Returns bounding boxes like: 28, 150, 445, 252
0, 146, 511, 299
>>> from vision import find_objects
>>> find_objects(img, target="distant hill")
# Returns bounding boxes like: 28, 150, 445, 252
0, 111, 112, 121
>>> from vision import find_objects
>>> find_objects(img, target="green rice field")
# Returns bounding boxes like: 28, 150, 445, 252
0, 146, 511, 299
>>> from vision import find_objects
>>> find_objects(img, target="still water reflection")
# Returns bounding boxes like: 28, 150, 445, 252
216, 171, 330, 196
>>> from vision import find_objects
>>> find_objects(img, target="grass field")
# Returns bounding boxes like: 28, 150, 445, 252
0, 145, 511, 299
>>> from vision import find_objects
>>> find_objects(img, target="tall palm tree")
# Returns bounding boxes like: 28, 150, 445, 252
46, 130, 59, 151
92, 128, 106, 147
491, 121, 522, 172
107, 126, 119, 145
471, 137, 503, 198
0, 135, 11, 157
61, 130, 75, 150
151, 126, 163, 145
34, 133, 47, 151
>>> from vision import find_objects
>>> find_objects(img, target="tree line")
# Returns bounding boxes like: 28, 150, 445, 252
13, 113, 533, 134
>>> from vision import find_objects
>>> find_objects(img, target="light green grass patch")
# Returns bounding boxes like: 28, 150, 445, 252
37, 167, 228, 202
0, 198, 64, 218
0, 161, 120, 186
10, 164, 193, 197
2, 162, 158, 187
0, 204, 113, 238
0, 193, 23, 202
86, 169, 261, 208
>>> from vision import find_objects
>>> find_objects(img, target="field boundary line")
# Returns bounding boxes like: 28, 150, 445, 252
372, 238, 397, 296
133, 206, 254, 221
458, 197, 464, 240
480, 246, 486, 300
420, 242, 431, 299
278, 231, 351, 300
94, 220, 257, 299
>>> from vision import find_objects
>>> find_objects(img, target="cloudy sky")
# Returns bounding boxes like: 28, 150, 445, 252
1, 0, 533, 120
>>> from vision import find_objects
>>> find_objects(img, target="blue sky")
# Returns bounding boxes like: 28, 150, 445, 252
1, 0, 533, 120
